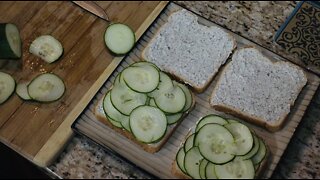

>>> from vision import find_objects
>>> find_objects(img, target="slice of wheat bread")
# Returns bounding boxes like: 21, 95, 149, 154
142, 9, 236, 93
210, 47, 308, 131
94, 89, 196, 154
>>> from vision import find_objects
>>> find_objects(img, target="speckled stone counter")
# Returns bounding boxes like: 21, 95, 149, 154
48, 1, 320, 179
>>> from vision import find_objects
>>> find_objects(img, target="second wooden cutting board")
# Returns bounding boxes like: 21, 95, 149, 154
0, 1, 167, 167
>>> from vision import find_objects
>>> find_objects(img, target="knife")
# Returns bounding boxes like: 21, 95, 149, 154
73, 1, 110, 22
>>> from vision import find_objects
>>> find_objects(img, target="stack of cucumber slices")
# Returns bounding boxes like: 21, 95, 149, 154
176, 115, 267, 179
102, 61, 193, 144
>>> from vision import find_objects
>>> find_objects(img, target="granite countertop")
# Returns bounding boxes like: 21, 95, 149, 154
48, 1, 320, 179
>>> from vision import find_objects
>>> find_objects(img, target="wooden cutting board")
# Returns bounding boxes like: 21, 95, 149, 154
72, 3, 320, 179
0, 1, 167, 167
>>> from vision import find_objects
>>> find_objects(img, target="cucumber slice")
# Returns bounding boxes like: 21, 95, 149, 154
0, 23, 22, 59
154, 85, 186, 114
16, 82, 31, 100
199, 159, 208, 179
254, 164, 260, 171
176, 147, 187, 174
215, 157, 255, 179
122, 66, 160, 93
121, 116, 131, 132
113, 73, 121, 87
110, 82, 147, 115
29, 35, 63, 63
195, 115, 228, 132
184, 133, 195, 152
129, 105, 167, 143
104, 23, 135, 55
251, 139, 267, 165
174, 81, 193, 112
184, 147, 203, 179
228, 119, 239, 124
195, 123, 235, 164
166, 112, 182, 125
148, 71, 173, 98
27, 73, 65, 102
131, 61, 159, 71
241, 134, 260, 160
148, 98, 157, 107
205, 162, 217, 179
225, 122, 254, 156
0, 72, 15, 104
103, 91, 129, 126
108, 117, 123, 128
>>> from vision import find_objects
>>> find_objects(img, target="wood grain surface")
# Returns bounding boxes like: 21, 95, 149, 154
0, 1, 167, 167
73, 3, 320, 179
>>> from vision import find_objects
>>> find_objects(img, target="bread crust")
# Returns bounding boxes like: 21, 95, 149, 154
210, 47, 308, 132
141, 9, 237, 93
95, 88, 196, 153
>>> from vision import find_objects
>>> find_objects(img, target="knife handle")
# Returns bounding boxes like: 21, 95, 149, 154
73, 1, 110, 22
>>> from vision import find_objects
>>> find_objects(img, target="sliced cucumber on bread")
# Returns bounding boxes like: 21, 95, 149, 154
29, 35, 63, 63
0, 23, 22, 59
175, 114, 268, 179
104, 23, 135, 55
100, 61, 194, 145
0, 72, 15, 104
129, 105, 167, 143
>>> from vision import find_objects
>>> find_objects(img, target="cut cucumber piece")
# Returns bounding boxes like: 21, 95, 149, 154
122, 66, 160, 93
0, 23, 22, 59
104, 23, 135, 55
110, 82, 147, 115
184, 147, 203, 179
215, 157, 255, 179
228, 119, 239, 124
148, 71, 173, 98
16, 82, 31, 100
27, 73, 65, 102
129, 105, 167, 143
0, 72, 15, 104
241, 134, 260, 160
108, 117, 123, 128
195, 115, 228, 132
251, 139, 267, 165
225, 122, 254, 156
176, 147, 187, 174
113, 73, 121, 87
195, 123, 235, 164
184, 133, 195, 152
148, 98, 157, 107
131, 61, 159, 71
254, 164, 260, 171
205, 162, 217, 179
174, 81, 193, 112
103, 91, 129, 125
154, 85, 186, 114
199, 159, 208, 179
167, 112, 182, 125
121, 116, 131, 132
29, 35, 63, 63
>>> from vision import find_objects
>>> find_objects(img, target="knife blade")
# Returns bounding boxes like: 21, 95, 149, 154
73, 1, 110, 22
